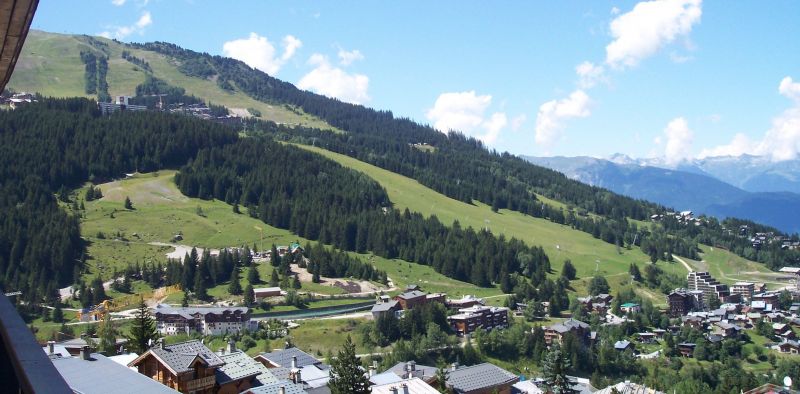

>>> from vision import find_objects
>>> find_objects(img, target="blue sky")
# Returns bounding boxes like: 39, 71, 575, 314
31, 1, 800, 162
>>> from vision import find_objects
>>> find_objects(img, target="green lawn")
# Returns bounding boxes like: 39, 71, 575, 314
8, 30, 336, 131
682, 245, 787, 289
80, 171, 503, 302
294, 145, 687, 291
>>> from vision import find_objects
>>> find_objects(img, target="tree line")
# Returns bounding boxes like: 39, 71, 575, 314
0, 98, 237, 303
175, 138, 550, 287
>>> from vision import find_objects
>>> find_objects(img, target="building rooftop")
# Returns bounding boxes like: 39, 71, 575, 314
153, 304, 249, 319
53, 352, 179, 394
593, 380, 664, 394
131, 339, 224, 375
259, 347, 328, 370
397, 290, 427, 300
386, 361, 437, 381
447, 363, 517, 393
246, 380, 307, 394
371, 378, 440, 394
614, 340, 632, 350
548, 319, 590, 333
371, 300, 399, 313
216, 350, 274, 386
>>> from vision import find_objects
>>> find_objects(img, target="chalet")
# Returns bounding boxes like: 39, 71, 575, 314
153, 304, 254, 336
765, 312, 786, 323
680, 315, 704, 329
371, 298, 401, 319
446, 295, 486, 310
392, 288, 445, 310
50, 348, 178, 394
677, 343, 696, 357
775, 340, 800, 354
637, 332, 657, 344
215, 349, 278, 394
594, 381, 665, 394
543, 319, 593, 346
382, 361, 439, 385
732, 282, 756, 301
667, 290, 697, 317
371, 378, 440, 394
743, 383, 800, 394
773, 323, 796, 339
712, 322, 742, 338
614, 340, 634, 352
254, 348, 330, 392
448, 305, 509, 336
620, 302, 641, 314
575, 294, 613, 315
446, 363, 518, 394
753, 293, 780, 310
254, 287, 285, 300
128, 340, 225, 393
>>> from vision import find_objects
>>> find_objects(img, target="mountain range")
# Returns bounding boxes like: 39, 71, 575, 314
524, 155, 800, 234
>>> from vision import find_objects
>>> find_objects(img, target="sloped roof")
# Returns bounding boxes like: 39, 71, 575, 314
371, 378, 440, 394
132, 340, 224, 375
53, 353, 178, 394
397, 290, 426, 300
246, 380, 307, 394
371, 301, 399, 313
259, 347, 328, 370
614, 340, 632, 350
386, 361, 437, 381
216, 351, 274, 385
447, 363, 517, 393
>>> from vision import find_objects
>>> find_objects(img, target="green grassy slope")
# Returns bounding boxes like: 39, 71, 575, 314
294, 145, 688, 289
682, 245, 788, 289
80, 171, 501, 299
8, 30, 335, 131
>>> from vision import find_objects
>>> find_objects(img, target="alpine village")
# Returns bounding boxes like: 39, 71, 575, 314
1, 2, 800, 394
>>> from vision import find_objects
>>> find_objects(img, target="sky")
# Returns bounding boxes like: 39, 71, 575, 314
30, 1, 800, 162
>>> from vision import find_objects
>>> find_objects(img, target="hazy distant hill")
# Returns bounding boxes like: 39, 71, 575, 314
524, 155, 800, 233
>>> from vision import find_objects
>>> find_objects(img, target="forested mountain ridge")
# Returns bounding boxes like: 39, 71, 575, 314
524, 155, 800, 234
6, 31, 800, 307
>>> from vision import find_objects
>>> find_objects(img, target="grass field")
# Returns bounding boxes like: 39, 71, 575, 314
682, 245, 787, 289
8, 30, 336, 131
80, 171, 504, 301
294, 145, 687, 287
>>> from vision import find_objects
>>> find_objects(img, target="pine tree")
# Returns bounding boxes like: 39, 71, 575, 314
98, 312, 118, 355
52, 304, 64, 323
181, 292, 189, 307
194, 269, 208, 300
542, 344, 577, 394
124, 196, 133, 210
228, 266, 242, 295
248, 266, 260, 284
329, 335, 370, 394
292, 274, 301, 289
127, 298, 158, 354
270, 269, 280, 287
270, 244, 280, 267
629, 263, 642, 282
244, 284, 255, 307
561, 259, 577, 280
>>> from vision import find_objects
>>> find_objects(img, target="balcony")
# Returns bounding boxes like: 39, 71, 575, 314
0, 293, 72, 393
185, 375, 215, 391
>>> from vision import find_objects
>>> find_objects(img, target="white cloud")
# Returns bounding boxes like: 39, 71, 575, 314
575, 61, 606, 89
425, 91, 508, 145
606, 0, 702, 69
511, 114, 527, 131
700, 77, 800, 161
534, 90, 591, 146
698, 133, 751, 158
281, 35, 302, 62
611, 6, 621, 15
98, 11, 152, 40
298, 54, 370, 104
222, 33, 302, 76
337, 48, 364, 66
111, 0, 126, 6
779, 76, 800, 102
658, 117, 694, 165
